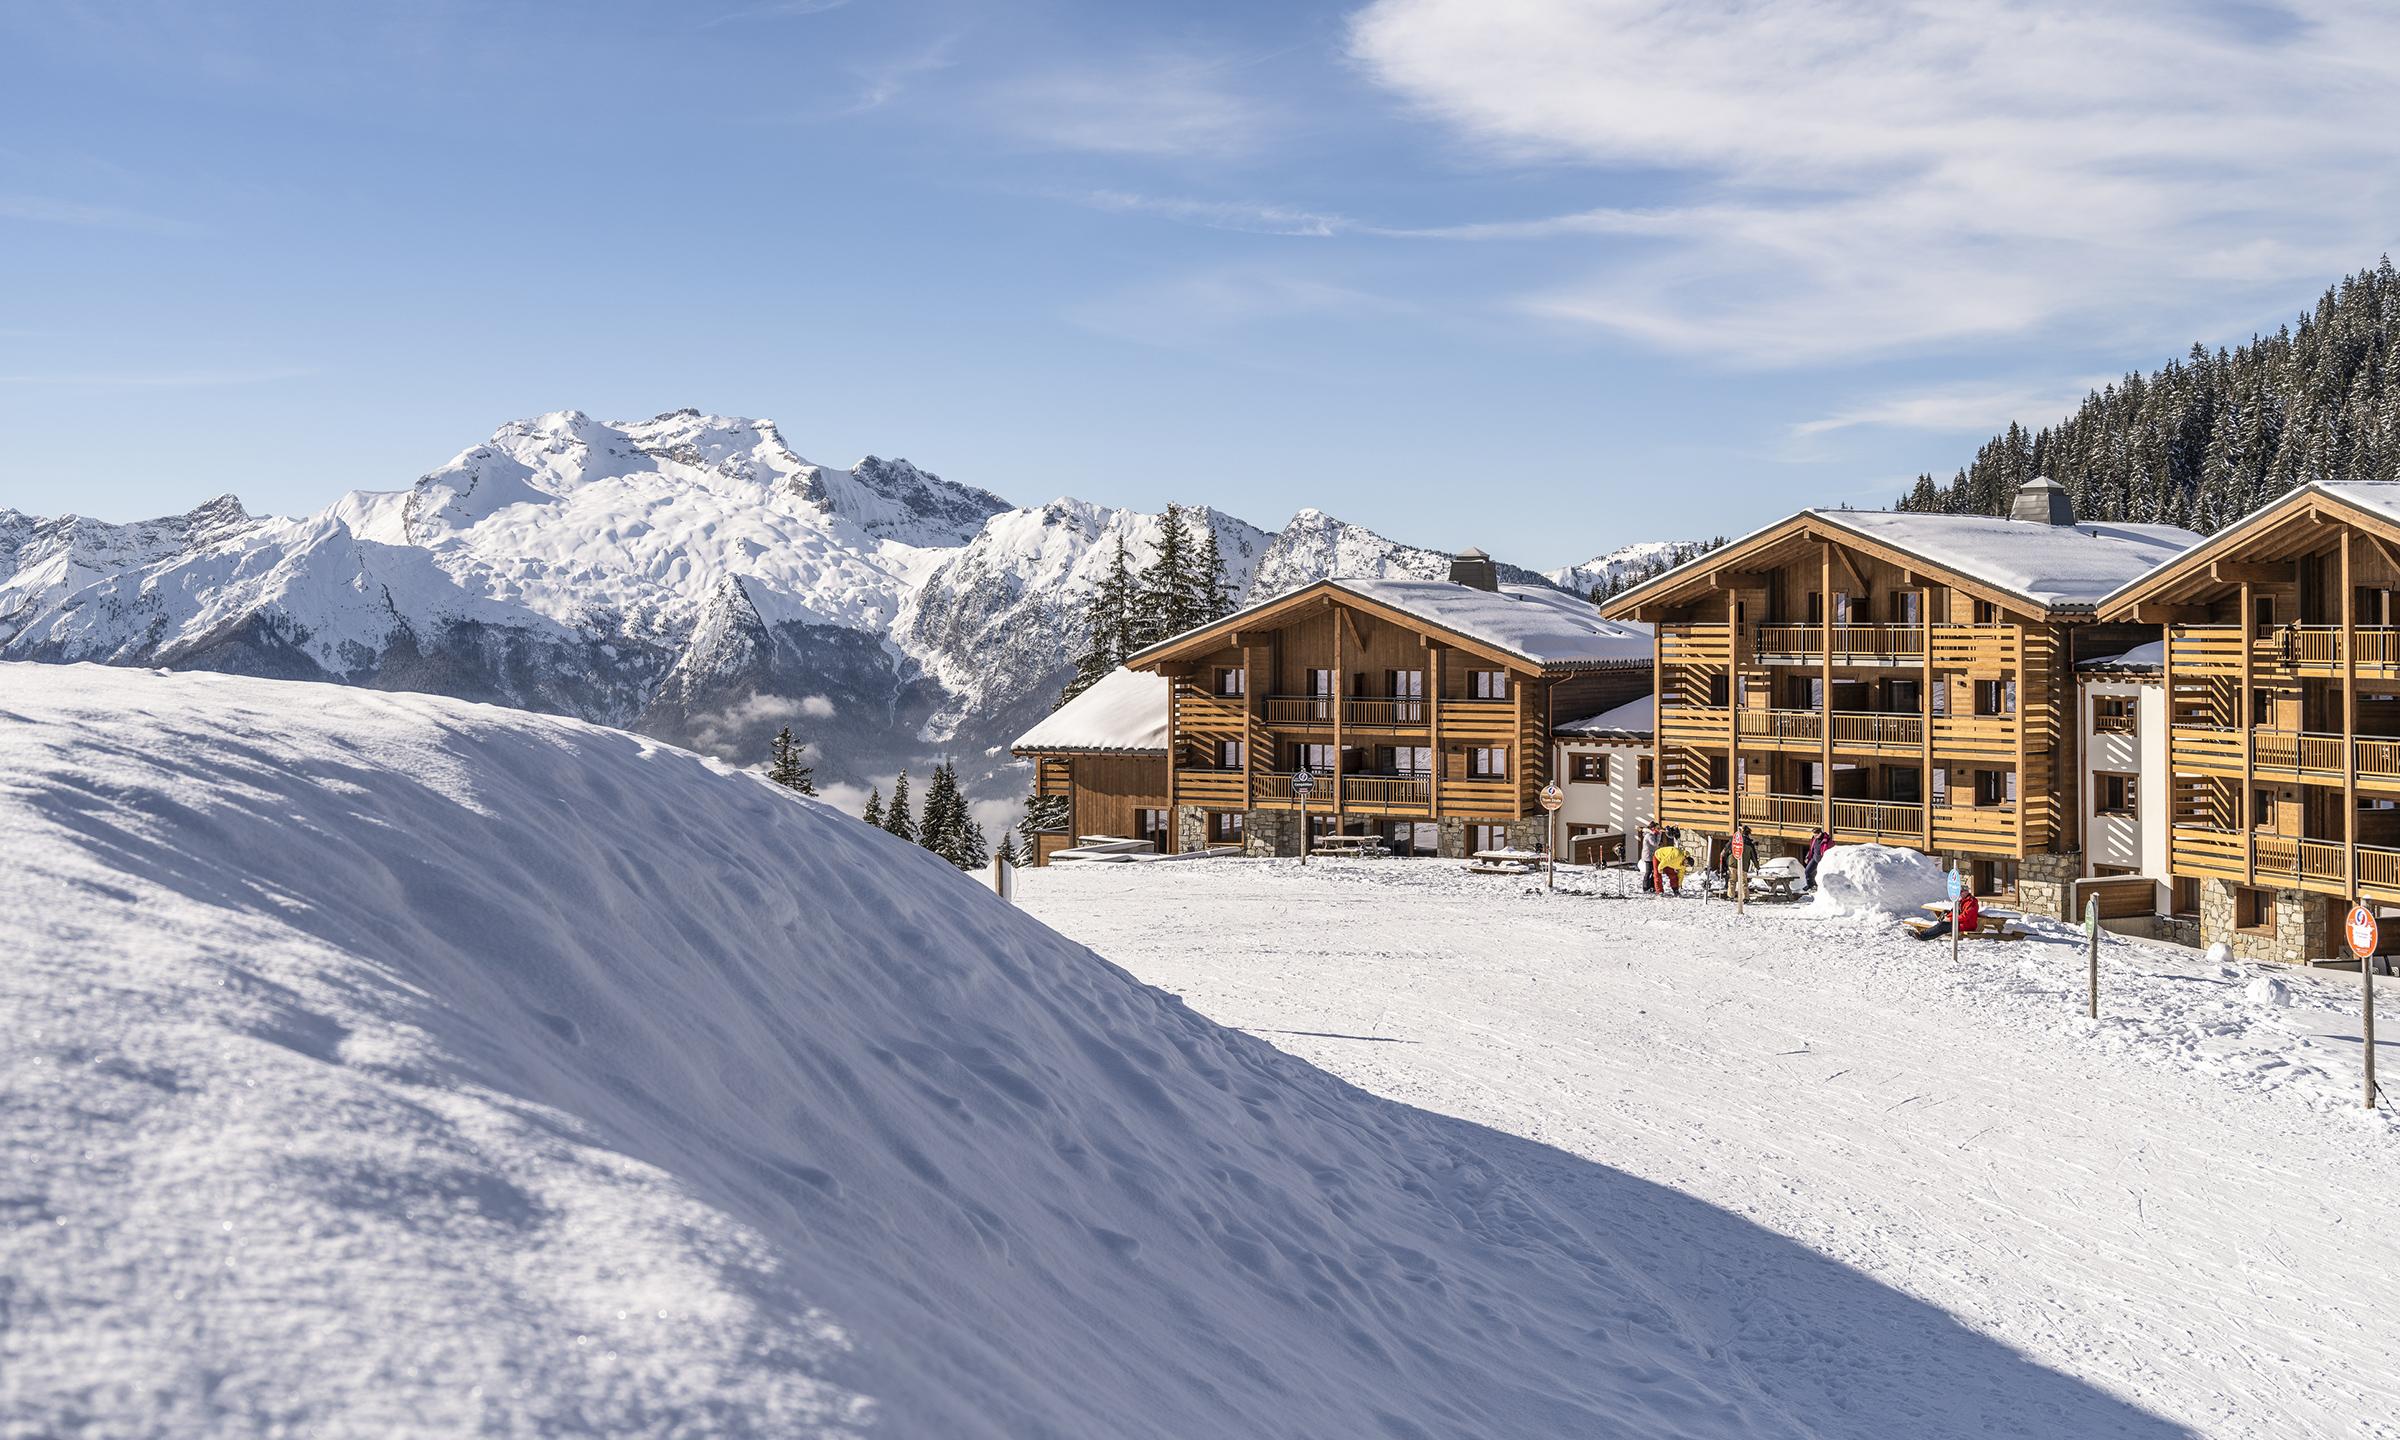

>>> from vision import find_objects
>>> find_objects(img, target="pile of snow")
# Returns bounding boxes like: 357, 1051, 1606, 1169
1807, 843, 1952, 920
6, 663, 1800, 1438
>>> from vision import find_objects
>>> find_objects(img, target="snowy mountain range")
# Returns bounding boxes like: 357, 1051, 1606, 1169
0, 408, 1675, 808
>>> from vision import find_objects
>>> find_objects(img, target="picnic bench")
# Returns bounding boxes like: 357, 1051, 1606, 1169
1465, 847, 1541, 876
1904, 901, 2028, 942
1313, 834, 1393, 858
1746, 856, 1806, 900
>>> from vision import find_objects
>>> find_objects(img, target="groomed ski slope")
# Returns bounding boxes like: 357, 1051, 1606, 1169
1022, 857, 2400, 1440
1, 663, 2186, 1439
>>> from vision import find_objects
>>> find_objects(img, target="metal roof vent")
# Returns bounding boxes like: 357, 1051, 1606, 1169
1448, 546, 1499, 591
2011, 475, 2075, 526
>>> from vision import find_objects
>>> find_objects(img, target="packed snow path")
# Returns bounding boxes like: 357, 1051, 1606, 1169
1022, 860, 2400, 1440
3, 664, 2195, 1438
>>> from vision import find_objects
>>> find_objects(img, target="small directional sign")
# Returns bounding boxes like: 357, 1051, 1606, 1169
1946, 865, 1964, 901
1538, 782, 1564, 813
1290, 768, 1316, 797
2348, 902, 2378, 960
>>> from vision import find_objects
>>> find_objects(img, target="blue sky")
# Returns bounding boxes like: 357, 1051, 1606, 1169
5, 0, 2398, 569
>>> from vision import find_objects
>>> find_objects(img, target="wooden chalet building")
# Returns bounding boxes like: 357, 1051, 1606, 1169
2096, 481, 2400, 960
1009, 666, 1170, 865
1601, 479, 2197, 915
1123, 553, 1653, 857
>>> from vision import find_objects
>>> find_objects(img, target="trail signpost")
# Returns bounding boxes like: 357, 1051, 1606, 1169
2085, 895, 2101, 1019
1947, 865, 1964, 964
1539, 783, 1564, 891
1292, 769, 1316, 866
2348, 900, 2378, 1108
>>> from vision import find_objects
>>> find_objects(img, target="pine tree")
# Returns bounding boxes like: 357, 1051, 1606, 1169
1062, 532, 1139, 706
1018, 778, 1068, 846
957, 816, 990, 869
862, 787, 884, 828
1191, 511, 1233, 622
882, 770, 916, 844
766, 725, 816, 795
994, 829, 1020, 868
1132, 502, 1198, 648
918, 761, 966, 865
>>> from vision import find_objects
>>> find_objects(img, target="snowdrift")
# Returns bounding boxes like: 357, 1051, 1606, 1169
1807, 843, 1952, 920
6, 664, 1811, 1439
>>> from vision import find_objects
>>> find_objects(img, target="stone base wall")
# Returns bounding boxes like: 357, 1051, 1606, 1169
1242, 807, 1300, 858
1432, 815, 1548, 858
2197, 877, 2336, 964
1175, 805, 1209, 855
2017, 850, 2082, 922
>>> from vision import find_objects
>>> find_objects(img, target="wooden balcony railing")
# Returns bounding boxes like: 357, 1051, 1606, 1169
1341, 775, 1432, 810
1343, 698, 1428, 728
1263, 695, 1337, 726
1829, 712, 1923, 749
2092, 711, 2138, 735
2252, 730, 2348, 777
1737, 792, 1822, 831
1173, 767, 1246, 805
2170, 826, 2400, 900
2172, 727, 2400, 785
1833, 799, 1925, 838
1751, 623, 1926, 662
1251, 770, 1331, 802
1736, 708, 1820, 742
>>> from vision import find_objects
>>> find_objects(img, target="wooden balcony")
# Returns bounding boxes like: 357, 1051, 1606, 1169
1735, 707, 1821, 744
1829, 712, 1924, 750
1661, 704, 1730, 744
1737, 791, 1822, 833
1172, 767, 1246, 806
1341, 775, 1433, 812
1832, 798, 1926, 840
2171, 726, 2400, 789
1751, 623, 1924, 665
1263, 695, 1337, 726
1729, 708, 1924, 751
2168, 623, 2400, 678
1251, 770, 1327, 804
1343, 698, 1429, 729
2171, 825, 2400, 903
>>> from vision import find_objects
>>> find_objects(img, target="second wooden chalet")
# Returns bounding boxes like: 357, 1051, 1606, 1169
1601, 479, 2198, 915
1124, 552, 1654, 857
2096, 481, 2400, 961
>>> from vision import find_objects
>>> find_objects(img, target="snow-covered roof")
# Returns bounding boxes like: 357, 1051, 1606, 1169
1139, 577, 1651, 670
1809, 511, 2200, 610
2077, 641, 2164, 674
1557, 694, 1653, 738
1011, 667, 1169, 754
2311, 481, 2400, 520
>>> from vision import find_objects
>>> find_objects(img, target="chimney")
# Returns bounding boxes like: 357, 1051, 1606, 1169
2010, 475, 2075, 526
1449, 546, 1499, 591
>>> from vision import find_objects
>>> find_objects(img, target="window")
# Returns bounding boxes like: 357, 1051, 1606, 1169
1135, 809, 1170, 848
1931, 766, 1949, 806
1379, 745, 1431, 777
1707, 674, 1729, 706
2173, 877, 2200, 916
1470, 823, 1511, 854
1931, 680, 1949, 716
2359, 587, 2393, 626
1833, 591, 1855, 623
1210, 810, 1245, 843
1215, 738, 1244, 770
1974, 679, 2017, 716
1571, 752, 1610, 784
1974, 769, 2010, 807
1469, 670, 1509, 700
1295, 742, 1337, 773
2093, 695, 2137, 733
1302, 668, 1336, 721
1886, 678, 1921, 712
1890, 590, 1922, 624
1637, 756, 1655, 787
2095, 772, 2137, 815
2251, 688, 2276, 726
2253, 595, 2275, 635
1805, 591, 1823, 624
2238, 887, 2275, 933
1468, 746, 1508, 778
1972, 599, 2000, 624
2253, 788, 2277, 830
1888, 766, 1921, 804
1214, 666, 1246, 697
1975, 857, 2020, 900
1707, 754, 1729, 789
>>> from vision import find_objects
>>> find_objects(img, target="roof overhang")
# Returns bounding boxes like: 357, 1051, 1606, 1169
1128, 579, 1561, 674
1600, 510, 2077, 622
2095, 483, 2400, 620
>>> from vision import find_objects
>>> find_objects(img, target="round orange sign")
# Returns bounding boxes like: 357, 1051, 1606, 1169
2347, 903, 2378, 960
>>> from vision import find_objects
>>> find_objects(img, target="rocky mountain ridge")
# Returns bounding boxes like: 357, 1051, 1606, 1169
0, 409, 1678, 809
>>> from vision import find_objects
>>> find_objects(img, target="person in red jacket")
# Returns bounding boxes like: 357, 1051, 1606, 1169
1912, 889, 1977, 942
1802, 827, 1833, 891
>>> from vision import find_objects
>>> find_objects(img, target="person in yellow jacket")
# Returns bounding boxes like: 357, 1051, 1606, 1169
1653, 838, 1688, 895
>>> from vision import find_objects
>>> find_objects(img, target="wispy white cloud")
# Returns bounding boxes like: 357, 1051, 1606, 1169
992, 52, 1278, 159
1068, 263, 1406, 347
1790, 376, 2116, 440
1076, 190, 1347, 238
0, 366, 311, 388
701, 0, 849, 25
0, 194, 193, 233
847, 31, 962, 111
1347, 0, 2400, 365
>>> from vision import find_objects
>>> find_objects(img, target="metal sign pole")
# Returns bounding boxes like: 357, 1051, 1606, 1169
1293, 768, 1316, 866
2085, 895, 2100, 1020
1948, 863, 1963, 965
2352, 898, 2378, 1108
1539, 782, 1563, 892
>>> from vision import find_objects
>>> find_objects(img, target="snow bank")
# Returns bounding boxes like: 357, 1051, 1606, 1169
3, 663, 1789, 1439
1807, 843, 1952, 920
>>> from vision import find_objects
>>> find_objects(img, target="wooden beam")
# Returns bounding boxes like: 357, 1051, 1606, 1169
1708, 570, 1769, 591
1229, 629, 1276, 647
2211, 560, 2294, 586
1828, 543, 1868, 597
2130, 603, 2209, 625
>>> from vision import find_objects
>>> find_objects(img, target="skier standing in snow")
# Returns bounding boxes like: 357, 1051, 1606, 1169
1638, 821, 1660, 893
1802, 826, 1833, 891
1653, 836, 1687, 895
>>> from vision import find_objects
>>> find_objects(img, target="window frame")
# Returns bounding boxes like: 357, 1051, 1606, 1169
1570, 752, 1610, 784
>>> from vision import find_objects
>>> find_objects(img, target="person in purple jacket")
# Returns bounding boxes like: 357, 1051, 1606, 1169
1802, 827, 1833, 891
